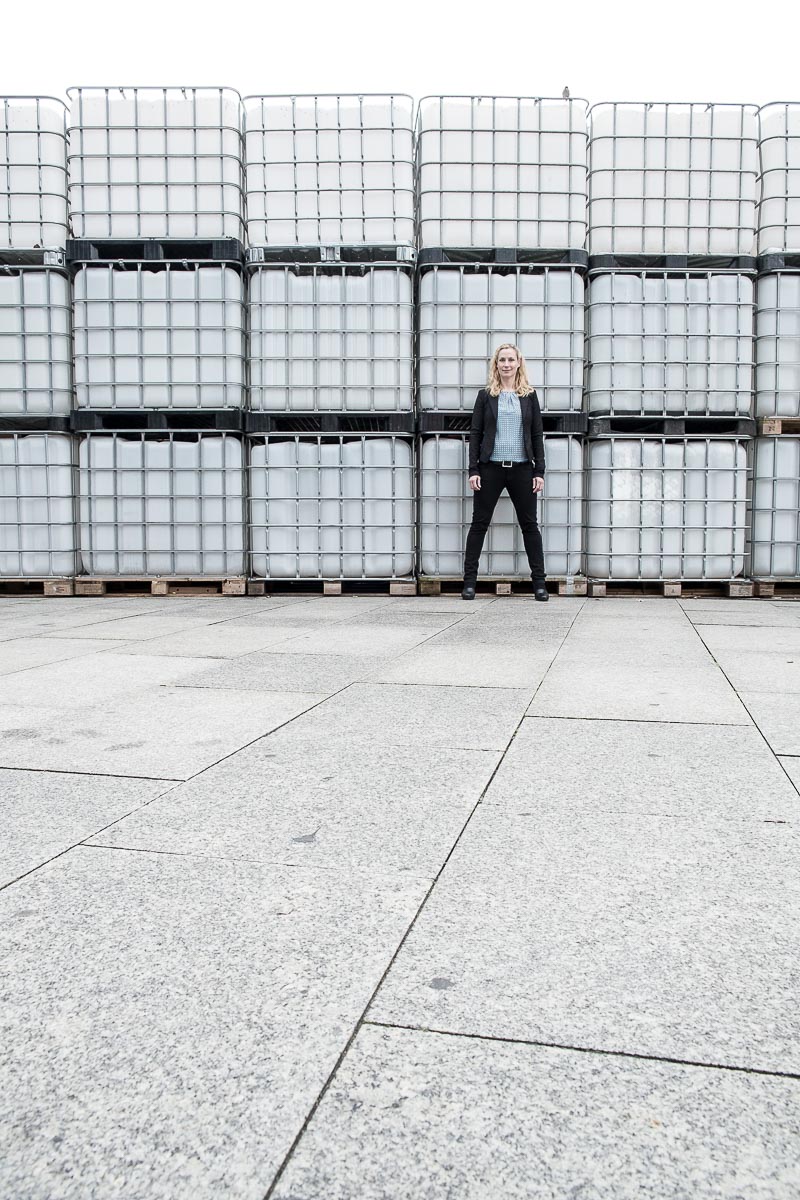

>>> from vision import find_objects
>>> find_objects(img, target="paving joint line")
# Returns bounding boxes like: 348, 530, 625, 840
260, 601, 585, 1200
363, 1020, 800, 1082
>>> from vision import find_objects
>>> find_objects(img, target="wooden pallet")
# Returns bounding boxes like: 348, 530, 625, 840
246, 579, 418, 597
417, 576, 587, 597
587, 579, 755, 599
758, 417, 800, 436
0, 578, 75, 597
751, 579, 800, 599
72, 576, 247, 597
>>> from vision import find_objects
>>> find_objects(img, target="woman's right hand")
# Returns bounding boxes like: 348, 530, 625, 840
468, 475, 481, 491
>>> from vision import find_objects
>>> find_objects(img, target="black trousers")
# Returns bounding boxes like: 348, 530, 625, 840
463, 461, 546, 584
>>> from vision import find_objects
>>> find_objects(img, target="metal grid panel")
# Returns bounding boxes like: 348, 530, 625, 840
755, 272, 800, 418
67, 87, 244, 241
73, 262, 245, 410
0, 97, 68, 250
417, 96, 588, 251
78, 432, 245, 574
585, 437, 748, 580
243, 94, 414, 248
588, 103, 759, 256
749, 437, 800, 578
0, 433, 76, 576
0, 267, 71, 415
418, 434, 583, 578
757, 103, 800, 255
586, 271, 754, 416
248, 264, 413, 412
418, 265, 584, 412
248, 435, 414, 579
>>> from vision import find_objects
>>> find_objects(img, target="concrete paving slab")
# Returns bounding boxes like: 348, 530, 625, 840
707, 651, 800, 695
368, 643, 561, 689
86, 740, 500, 876
490, 717, 800, 822
1, 769, 173, 887
369, 809, 800, 1073
0, 637, 132, 677
553, 624, 710, 666
383, 598, 499, 614
779, 757, 800, 791
172, 650, 383, 694
219, 597, 396, 627
0, 846, 427, 1200
0, 687, 325, 779
739, 693, 800, 756
281, 682, 530, 751
114, 624, 312, 659
38, 612, 238, 641
272, 1024, 800, 1200
582, 599, 687, 618
528, 660, 751, 724
258, 624, 445, 658
0, 652, 222, 709
686, 608, 800, 627
679, 599, 769, 612
696, 626, 800, 655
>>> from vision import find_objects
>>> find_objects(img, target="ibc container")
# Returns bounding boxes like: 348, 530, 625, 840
248, 435, 414, 579
73, 262, 245, 410
0, 267, 71, 416
243, 94, 414, 249
588, 103, 759, 257
585, 437, 748, 580
1, 97, 68, 251
67, 87, 244, 241
750, 437, 800, 578
418, 265, 584, 412
417, 96, 588, 251
78, 432, 245, 575
248, 264, 413, 412
586, 271, 754, 416
418, 434, 583, 578
0, 432, 76, 576
755, 273, 800, 418
757, 103, 800, 255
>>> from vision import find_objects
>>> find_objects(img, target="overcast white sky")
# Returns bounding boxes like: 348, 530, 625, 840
3, 0, 798, 107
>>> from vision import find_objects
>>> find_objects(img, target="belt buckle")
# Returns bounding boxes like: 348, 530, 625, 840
501, 459, 514, 468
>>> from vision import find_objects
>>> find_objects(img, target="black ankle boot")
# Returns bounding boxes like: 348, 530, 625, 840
462, 582, 476, 600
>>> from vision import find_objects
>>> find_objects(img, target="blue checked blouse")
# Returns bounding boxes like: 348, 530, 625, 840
490, 390, 527, 462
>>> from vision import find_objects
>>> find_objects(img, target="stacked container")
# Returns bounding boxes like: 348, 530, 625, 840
66, 87, 247, 589
749, 103, 800, 588
242, 95, 416, 588
415, 95, 589, 591
0, 96, 77, 589
585, 102, 759, 586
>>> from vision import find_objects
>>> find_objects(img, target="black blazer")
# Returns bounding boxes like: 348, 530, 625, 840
468, 388, 546, 477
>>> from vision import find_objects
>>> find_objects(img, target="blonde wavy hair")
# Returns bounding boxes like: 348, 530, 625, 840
486, 343, 534, 397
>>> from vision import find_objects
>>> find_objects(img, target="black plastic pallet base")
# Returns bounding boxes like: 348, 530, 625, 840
0, 416, 71, 433
418, 247, 589, 269
0, 248, 66, 268
417, 411, 588, 435
246, 245, 415, 265
757, 253, 800, 273
70, 410, 243, 432
588, 254, 757, 273
244, 412, 415, 435
66, 239, 245, 265
588, 416, 757, 437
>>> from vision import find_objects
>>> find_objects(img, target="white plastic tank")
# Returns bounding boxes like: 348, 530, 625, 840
0, 268, 71, 415
0, 433, 76, 576
248, 264, 413, 411
757, 103, 800, 255
417, 96, 588, 250
0, 97, 68, 250
586, 271, 754, 416
418, 265, 584, 412
418, 434, 583, 577
78, 432, 245, 575
588, 103, 759, 256
585, 437, 748, 579
243, 95, 414, 248
248, 435, 414, 578
750, 437, 800, 577
755, 273, 800, 418
67, 87, 244, 241
73, 263, 245, 409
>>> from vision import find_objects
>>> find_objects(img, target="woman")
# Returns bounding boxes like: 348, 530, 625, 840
462, 343, 548, 601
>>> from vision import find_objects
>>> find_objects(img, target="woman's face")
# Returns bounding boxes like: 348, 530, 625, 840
497, 348, 519, 384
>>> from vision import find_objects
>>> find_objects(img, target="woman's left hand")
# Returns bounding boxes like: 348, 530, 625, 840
532, 476, 544, 494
